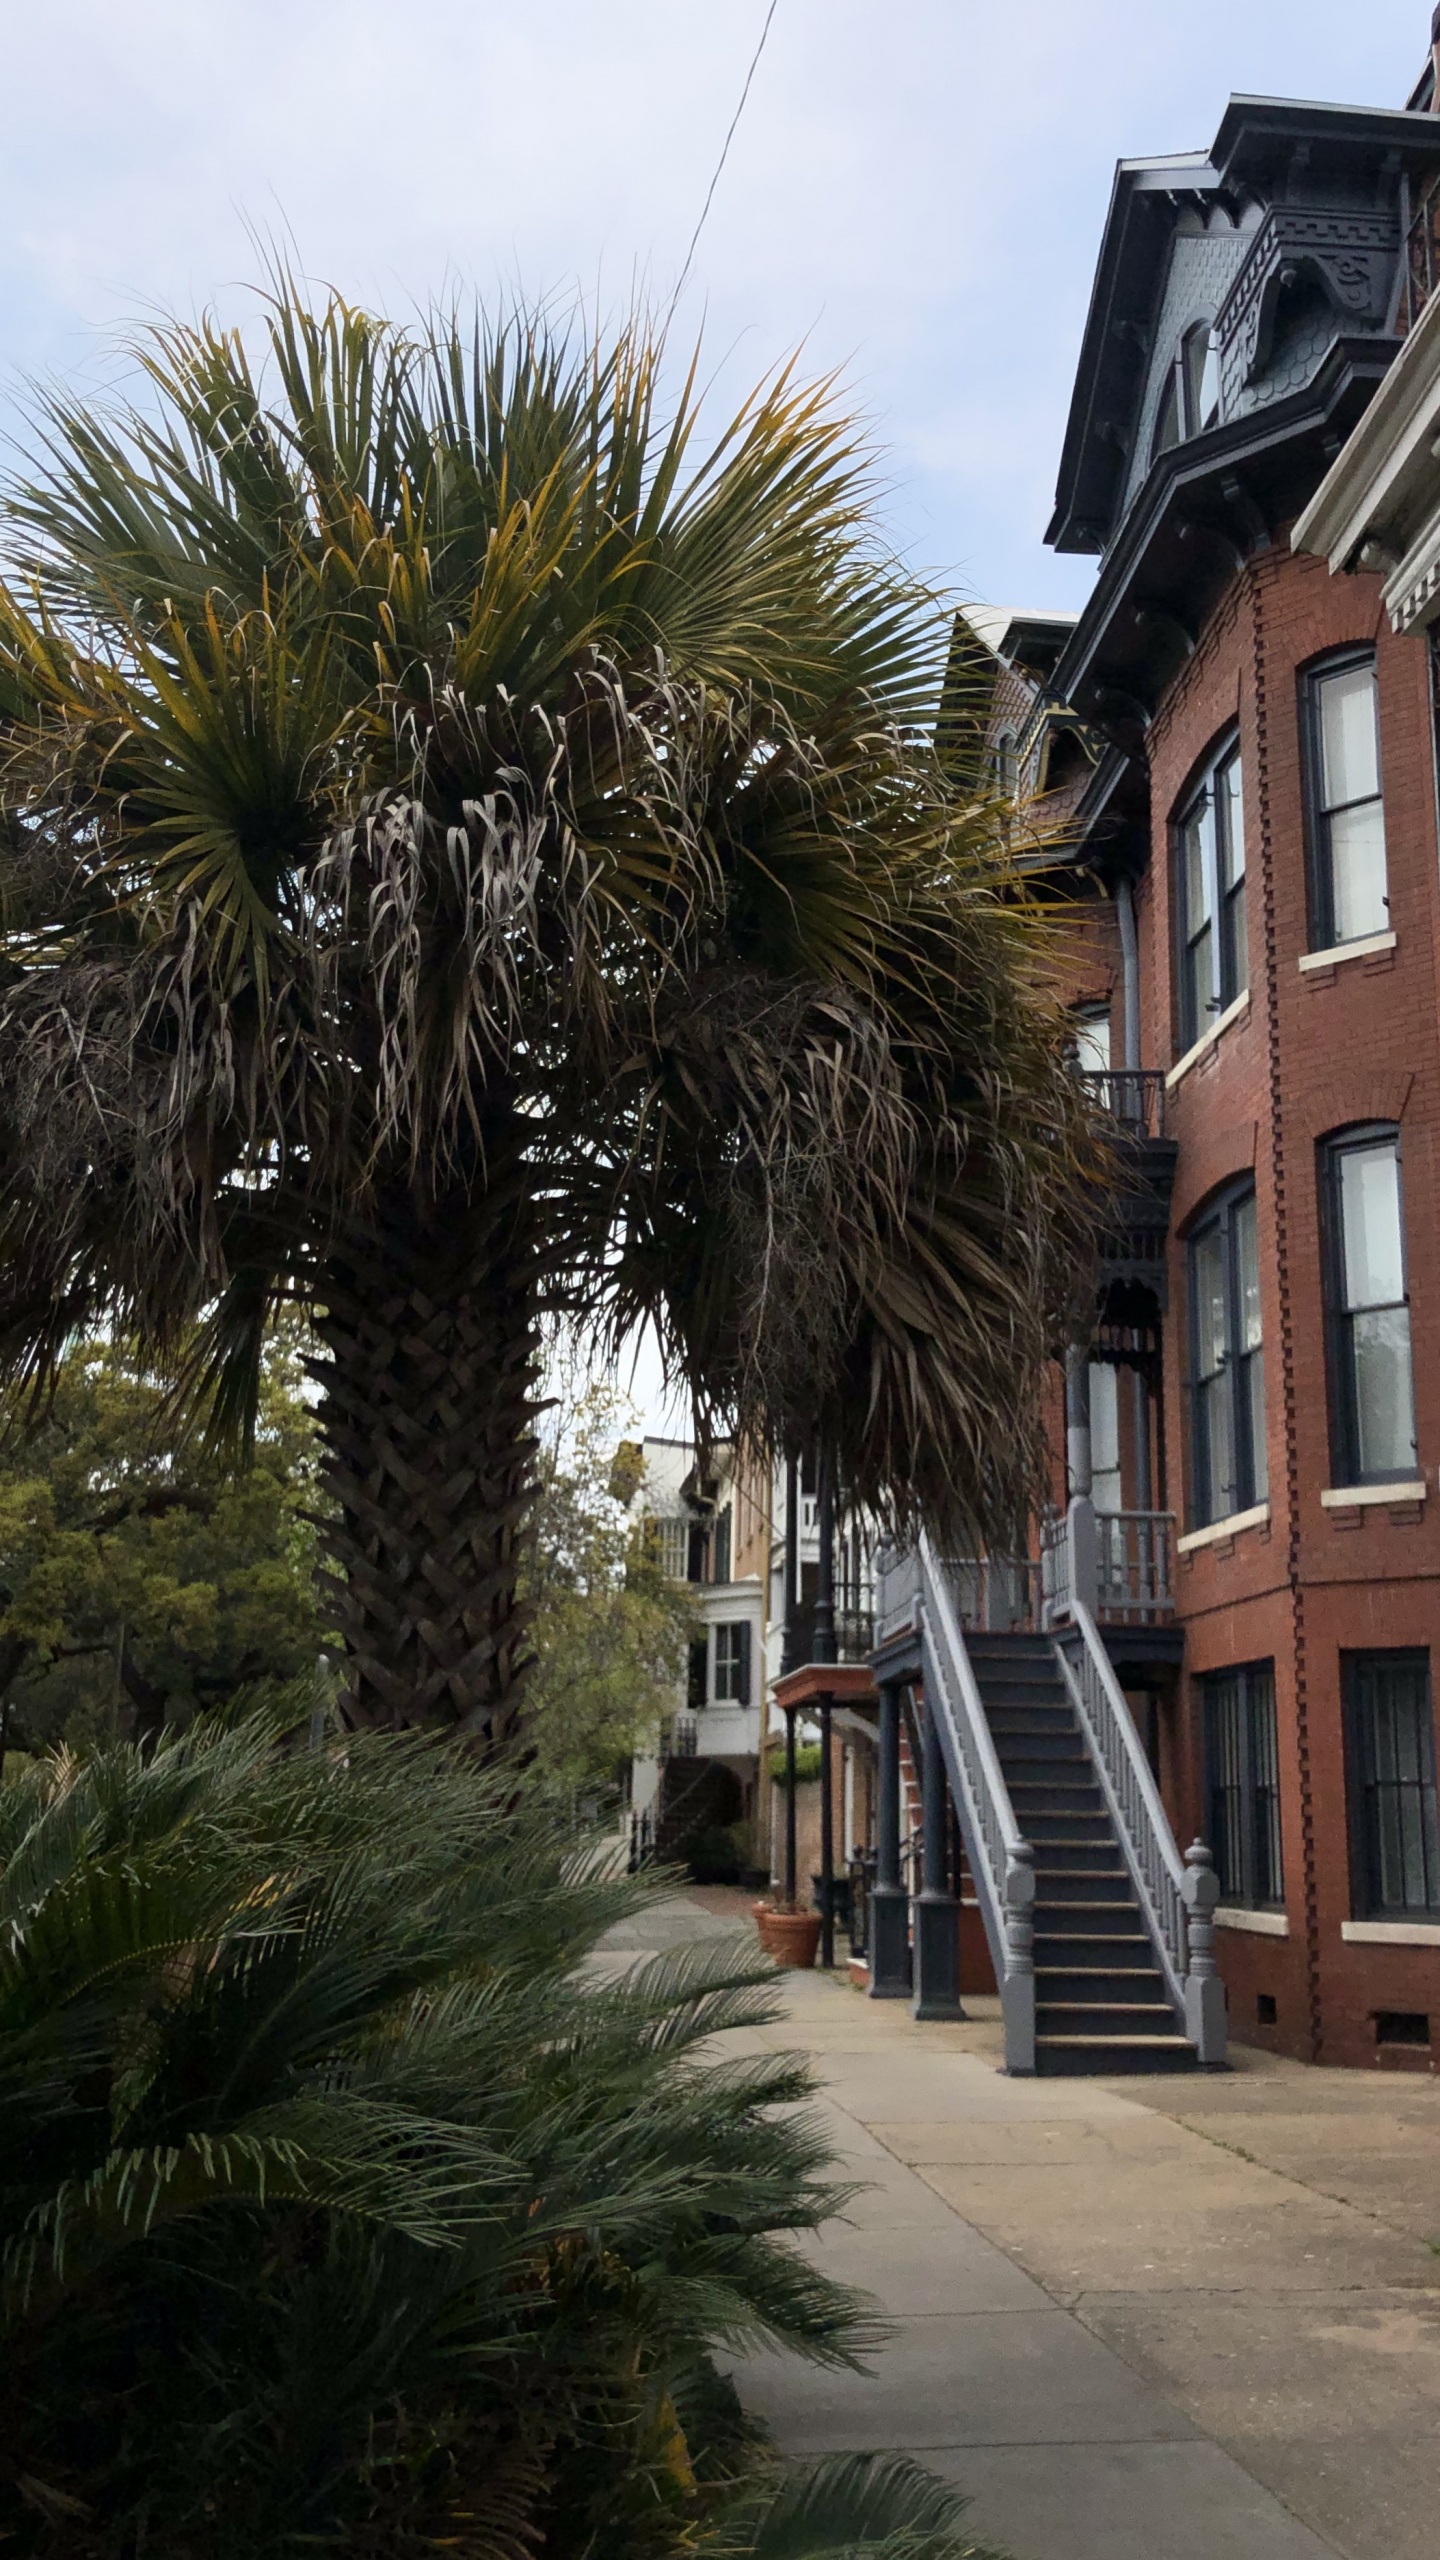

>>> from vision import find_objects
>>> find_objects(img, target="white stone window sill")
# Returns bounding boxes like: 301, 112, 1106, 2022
1341, 1919, 1440, 1947
1320, 1481, 1426, 1509
1165, 988, 1251, 1091
1177, 1502, 1270, 1555
1298, 930, 1396, 974
1215, 1905, 1289, 1937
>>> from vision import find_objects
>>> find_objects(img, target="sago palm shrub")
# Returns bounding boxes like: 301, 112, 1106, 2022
0, 286, 1101, 1739
0, 1707, 1004, 2557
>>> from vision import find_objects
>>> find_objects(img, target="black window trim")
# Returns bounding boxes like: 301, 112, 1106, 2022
1185, 1176, 1265, 1531
1344, 1648, 1440, 1920
1299, 645, 1387, 954
1172, 725, 1246, 1055
1202, 1659, 1284, 1911
1320, 1121, 1417, 1489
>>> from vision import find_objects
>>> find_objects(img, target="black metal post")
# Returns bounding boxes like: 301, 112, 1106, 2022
869, 1679, 911, 1996
781, 1453, 801, 1675
812, 1446, 836, 1664
912, 1694, 963, 2019
819, 1693, 835, 1967
783, 1702, 798, 1907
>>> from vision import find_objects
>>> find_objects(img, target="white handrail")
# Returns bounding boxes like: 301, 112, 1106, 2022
1054, 1601, 1225, 2065
917, 1532, 1036, 2074
1053, 1602, 1186, 1999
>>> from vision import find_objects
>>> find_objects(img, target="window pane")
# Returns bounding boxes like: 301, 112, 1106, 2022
1206, 1675, 1245, 1899
1251, 1668, 1283, 1904
1352, 1655, 1440, 1916
1184, 925, 1213, 1040
1182, 806, 1213, 937
1193, 1227, 1229, 1378
1235, 1196, 1262, 1351
1318, 664, 1380, 808
1340, 1145, 1404, 1310
1216, 752, 1245, 885
1245, 1350, 1269, 1504
1351, 1308, 1417, 1477
1201, 1370, 1236, 1520
1328, 800, 1389, 942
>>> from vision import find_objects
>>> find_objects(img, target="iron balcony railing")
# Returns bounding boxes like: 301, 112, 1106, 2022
1079, 1068, 1167, 1138
1404, 173, 1440, 333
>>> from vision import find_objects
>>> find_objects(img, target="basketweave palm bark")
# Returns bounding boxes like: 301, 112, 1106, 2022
0, 289, 1104, 1739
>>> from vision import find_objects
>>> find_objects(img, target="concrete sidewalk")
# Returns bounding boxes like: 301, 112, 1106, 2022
625, 1894, 1440, 2560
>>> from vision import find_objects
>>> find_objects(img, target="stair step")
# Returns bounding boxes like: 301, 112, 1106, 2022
1034, 1933, 1151, 1967
1037, 2000, 1179, 2035
987, 1706, 1076, 1732
1034, 1873, 1136, 1904
1009, 1812, 1112, 1832
1036, 1966, 1168, 2000
1036, 2034, 1198, 2078
1031, 1841, 1124, 1874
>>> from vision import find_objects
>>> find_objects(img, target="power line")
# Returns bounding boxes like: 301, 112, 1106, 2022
672, 0, 780, 307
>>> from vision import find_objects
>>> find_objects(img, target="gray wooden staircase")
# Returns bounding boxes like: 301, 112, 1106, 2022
966, 1631, 1196, 2075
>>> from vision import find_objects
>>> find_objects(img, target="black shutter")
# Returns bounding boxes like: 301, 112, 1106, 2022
737, 1622, 752, 1708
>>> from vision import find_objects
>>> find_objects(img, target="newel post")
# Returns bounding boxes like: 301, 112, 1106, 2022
913, 1693, 962, 2021
1000, 1841, 1036, 2075
1183, 1840, 1227, 2068
869, 1679, 912, 1997
1067, 1497, 1098, 1621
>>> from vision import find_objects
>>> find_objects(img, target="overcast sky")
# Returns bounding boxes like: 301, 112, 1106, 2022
0, 0, 1425, 1432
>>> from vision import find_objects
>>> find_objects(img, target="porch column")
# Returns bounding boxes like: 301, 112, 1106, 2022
819, 1693, 835, 1969
912, 1691, 962, 2019
782, 1701, 798, 1906
869, 1678, 911, 1997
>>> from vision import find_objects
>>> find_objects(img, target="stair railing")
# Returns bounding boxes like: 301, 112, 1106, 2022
917, 1532, 1036, 2074
1054, 1600, 1225, 2066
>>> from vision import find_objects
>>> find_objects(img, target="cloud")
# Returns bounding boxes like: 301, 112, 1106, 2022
0, 2, 1421, 617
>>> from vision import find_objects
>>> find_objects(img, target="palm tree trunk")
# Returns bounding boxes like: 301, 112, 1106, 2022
315, 1179, 538, 1743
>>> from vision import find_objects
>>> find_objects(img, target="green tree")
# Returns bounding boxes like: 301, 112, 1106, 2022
0, 286, 1101, 1741
522, 1389, 696, 1790
0, 1329, 320, 1757
0, 1708, 1005, 2558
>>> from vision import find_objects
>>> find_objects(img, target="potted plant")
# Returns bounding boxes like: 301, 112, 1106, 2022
753, 1899, 822, 1967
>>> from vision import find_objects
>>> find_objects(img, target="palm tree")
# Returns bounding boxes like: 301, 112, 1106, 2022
0, 287, 1100, 1738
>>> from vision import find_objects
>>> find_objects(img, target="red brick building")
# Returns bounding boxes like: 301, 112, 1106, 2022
1028, 82, 1440, 2068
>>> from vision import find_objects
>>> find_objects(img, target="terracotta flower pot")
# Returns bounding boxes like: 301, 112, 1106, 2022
753, 1900, 781, 1953
763, 1910, 822, 1970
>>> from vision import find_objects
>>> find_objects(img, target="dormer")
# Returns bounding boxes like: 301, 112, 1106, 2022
1048, 99, 1440, 564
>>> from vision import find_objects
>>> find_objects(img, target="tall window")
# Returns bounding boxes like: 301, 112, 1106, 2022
1204, 1663, 1283, 1908
1304, 654, 1388, 948
713, 1621, 751, 1705
1176, 737, 1247, 1051
711, 1506, 733, 1584
1346, 1652, 1440, 1917
1323, 1130, 1417, 1485
1188, 1183, 1267, 1528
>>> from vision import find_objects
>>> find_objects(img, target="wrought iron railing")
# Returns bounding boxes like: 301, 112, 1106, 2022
916, 1533, 1036, 2073
1054, 1601, 1225, 2065
1079, 1067, 1167, 1137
